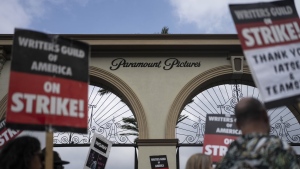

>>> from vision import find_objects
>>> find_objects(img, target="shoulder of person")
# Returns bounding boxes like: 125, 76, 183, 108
261, 135, 296, 155
268, 136, 291, 149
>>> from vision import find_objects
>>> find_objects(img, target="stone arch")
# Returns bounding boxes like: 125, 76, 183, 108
89, 66, 148, 139
0, 66, 148, 139
165, 65, 300, 139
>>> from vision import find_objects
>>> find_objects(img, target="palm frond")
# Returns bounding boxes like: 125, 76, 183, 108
98, 88, 111, 96
120, 117, 139, 136
177, 114, 188, 124
187, 99, 194, 105
120, 132, 139, 136
122, 117, 138, 127
121, 124, 139, 132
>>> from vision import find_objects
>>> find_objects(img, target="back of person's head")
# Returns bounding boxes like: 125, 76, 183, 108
185, 153, 212, 169
41, 148, 69, 169
234, 97, 268, 128
0, 135, 41, 169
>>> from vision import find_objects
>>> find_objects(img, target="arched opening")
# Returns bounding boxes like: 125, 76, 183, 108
53, 84, 138, 144
176, 82, 300, 144
174, 81, 300, 169
166, 65, 300, 169
166, 65, 300, 139
89, 66, 148, 139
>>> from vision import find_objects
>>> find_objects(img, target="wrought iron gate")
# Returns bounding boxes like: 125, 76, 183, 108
53, 85, 138, 169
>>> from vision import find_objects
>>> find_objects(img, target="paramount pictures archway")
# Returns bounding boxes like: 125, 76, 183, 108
1, 34, 300, 169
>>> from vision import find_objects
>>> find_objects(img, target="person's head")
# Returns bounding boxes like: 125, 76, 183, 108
53, 150, 69, 169
185, 153, 212, 169
41, 148, 69, 169
0, 135, 42, 169
235, 97, 270, 134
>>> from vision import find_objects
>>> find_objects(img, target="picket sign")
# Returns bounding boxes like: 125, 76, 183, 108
229, 0, 300, 109
203, 114, 241, 163
84, 133, 112, 169
5, 28, 90, 169
149, 155, 169, 169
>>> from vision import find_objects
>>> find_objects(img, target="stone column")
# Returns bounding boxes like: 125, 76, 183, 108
0, 47, 6, 77
0, 45, 7, 121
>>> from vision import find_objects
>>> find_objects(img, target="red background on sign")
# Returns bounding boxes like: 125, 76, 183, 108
203, 134, 238, 163
6, 71, 88, 129
235, 18, 300, 50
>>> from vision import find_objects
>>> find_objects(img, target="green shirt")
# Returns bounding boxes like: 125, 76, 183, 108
216, 133, 300, 169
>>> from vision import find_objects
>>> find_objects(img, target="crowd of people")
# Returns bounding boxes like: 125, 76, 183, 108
1, 97, 300, 169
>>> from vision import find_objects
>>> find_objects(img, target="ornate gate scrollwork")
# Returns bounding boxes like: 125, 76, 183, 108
54, 85, 137, 145
176, 83, 300, 144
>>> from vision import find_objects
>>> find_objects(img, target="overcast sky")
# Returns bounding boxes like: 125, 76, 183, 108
1, 0, 300, 34
2, 0, 300, 169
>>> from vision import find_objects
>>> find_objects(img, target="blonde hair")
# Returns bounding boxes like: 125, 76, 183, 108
185, 153, 212, 169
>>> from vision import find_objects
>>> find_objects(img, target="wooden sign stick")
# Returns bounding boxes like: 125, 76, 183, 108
45, 126, 53, 169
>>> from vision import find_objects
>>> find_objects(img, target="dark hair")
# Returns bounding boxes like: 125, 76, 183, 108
235, 97, 266, 126
0, 135, 41, 169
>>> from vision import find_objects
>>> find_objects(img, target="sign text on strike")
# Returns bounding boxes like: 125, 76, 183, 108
10, 81, 85, 118
242, 21, 300, 47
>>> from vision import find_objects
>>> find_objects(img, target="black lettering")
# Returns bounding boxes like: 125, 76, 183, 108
284, 63, 289, 71
286, 82, 293, 90
279, 84, 285, 93
268, 53, 274, 61
274, 51, 281, 60
110, 58, 125, 70
260, 54, 267, 63
273, 86, 278, 94
290, 48, 296, 56
278, 64, 284, 72
274, 65, 277, 73
290, 73, 295, 80
164, 58, 178, 70
253, 55, 259, 64
281, 51, 288, 58
295, 81, 299, 89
